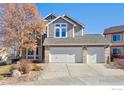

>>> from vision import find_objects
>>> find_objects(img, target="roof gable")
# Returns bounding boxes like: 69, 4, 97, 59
46, 16, 76, 26
43, 13, 57, 20
63, 15, 85, 28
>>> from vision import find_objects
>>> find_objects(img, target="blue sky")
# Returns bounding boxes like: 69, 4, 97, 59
36, 3, 124, 34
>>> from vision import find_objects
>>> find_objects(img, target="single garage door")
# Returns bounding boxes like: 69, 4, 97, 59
87, 47, 105, 63
49, 47, 82, 63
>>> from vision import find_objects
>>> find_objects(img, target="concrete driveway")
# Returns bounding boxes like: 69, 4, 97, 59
18, 63, 124, 85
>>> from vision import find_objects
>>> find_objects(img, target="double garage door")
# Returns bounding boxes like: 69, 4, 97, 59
49, 47, 105, 63
49, 47, 82, 63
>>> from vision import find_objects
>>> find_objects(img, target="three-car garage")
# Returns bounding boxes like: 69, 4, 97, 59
44, 35, 110, 64
48, 46, 107, 63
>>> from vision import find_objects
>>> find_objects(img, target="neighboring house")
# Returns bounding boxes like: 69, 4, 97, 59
104, 25, 124, 58
43, 14, 110, 63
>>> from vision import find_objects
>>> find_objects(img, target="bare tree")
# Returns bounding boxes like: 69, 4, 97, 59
0, 4, 45, 59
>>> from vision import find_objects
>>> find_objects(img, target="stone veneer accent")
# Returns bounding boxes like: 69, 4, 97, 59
82, 46, 87, 63
44, 46, 49, 63
105, 46, 110, 64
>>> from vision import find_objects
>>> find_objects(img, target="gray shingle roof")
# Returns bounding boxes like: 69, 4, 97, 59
43, 34, 110, 46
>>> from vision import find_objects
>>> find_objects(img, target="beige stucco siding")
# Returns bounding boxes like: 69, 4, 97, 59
105, 34, 112, 42
63, 16, 83, 37
74, 25, 83, 36
48, 18, 74, 38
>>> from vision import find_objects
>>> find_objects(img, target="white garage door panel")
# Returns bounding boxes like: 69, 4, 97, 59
50, 47, 82, 63
87, 47, 105, 63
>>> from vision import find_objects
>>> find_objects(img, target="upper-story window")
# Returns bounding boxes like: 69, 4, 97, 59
54, 23, 67, 38
112, 34, 123, 42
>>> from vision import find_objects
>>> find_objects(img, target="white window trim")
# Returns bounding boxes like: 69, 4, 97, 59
82, 29, 84, 36
112, 34, 123, 42
26, 48, 39, 60
73, 27, 74, 37
54, 23, 67, 38
47, 26, 49, 38
112, 47, 122, 55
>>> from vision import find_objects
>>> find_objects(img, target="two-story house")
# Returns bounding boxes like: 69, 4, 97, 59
43, 14, 110, 64
104, 25, 124, 58
0, 13, 111, 64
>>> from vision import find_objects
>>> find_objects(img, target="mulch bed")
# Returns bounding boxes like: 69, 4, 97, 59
0, 71, 41, 85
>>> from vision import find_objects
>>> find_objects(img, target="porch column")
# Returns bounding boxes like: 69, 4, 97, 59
34, 48, 36, 60
44, 46, 49, 63
38, 46, 42, 60
105, 46, 110, 64
26, 49, 28, 59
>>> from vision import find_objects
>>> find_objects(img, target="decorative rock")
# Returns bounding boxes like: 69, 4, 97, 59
11, 69, 21, 77
17, 61, 20, 64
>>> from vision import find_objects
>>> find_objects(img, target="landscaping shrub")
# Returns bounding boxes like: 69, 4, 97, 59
31, 63, 43, 71
0, 62, 7, 66
19, 59, 32, 74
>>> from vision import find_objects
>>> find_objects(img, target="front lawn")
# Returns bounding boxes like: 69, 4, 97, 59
0, 64, 16, 80
0, 64, 16, 75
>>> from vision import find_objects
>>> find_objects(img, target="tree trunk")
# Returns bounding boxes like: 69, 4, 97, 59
19, 49, 23, 59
